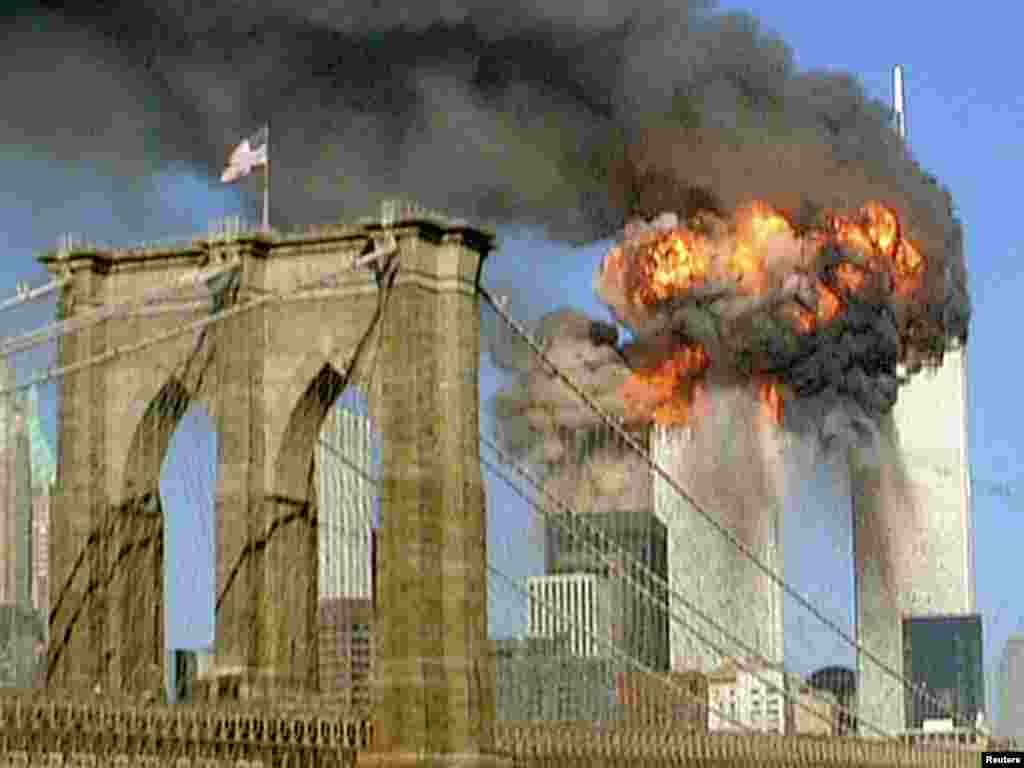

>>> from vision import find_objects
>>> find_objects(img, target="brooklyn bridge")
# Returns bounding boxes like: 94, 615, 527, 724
0, 206, 994, 766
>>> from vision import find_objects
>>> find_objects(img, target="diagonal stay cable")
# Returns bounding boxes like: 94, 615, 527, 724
0, 261, 240, 358
0, 277, 71, 314
0, 259, 381, 399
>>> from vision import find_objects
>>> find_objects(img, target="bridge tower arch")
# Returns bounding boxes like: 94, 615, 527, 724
43, 214, 504, 765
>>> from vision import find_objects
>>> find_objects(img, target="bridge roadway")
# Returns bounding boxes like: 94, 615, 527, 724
0, 691, 986, 767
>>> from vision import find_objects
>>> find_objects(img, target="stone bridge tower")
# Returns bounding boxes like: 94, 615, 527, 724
42, 213, 506, 766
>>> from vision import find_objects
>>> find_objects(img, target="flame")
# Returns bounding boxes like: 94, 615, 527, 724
784, 280, 844, 336
607, 199, 930, 424
743, 202, 793, 240
613, 200, 924, 321
893, 239, 925, 295
861, 201, 900, 258
759, 380, 785, 425
830, 215, 875, 259
829, 202, 926, 291
730, 203, 792, 293
816, 281, 844, 325
830, 202, 898, 263
833, 262, 867, 294
619, 344, 710, 426
788, 306, 816, 335
652, 398, 694, 425
630, 230, 709, 305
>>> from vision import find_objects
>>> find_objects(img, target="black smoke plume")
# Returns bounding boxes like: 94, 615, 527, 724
2, 1, 966, 326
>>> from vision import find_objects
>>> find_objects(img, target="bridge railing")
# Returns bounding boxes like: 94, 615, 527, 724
0, 689, 371, 758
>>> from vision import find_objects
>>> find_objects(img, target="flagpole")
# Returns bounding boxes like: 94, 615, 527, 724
262, 122, 270, 231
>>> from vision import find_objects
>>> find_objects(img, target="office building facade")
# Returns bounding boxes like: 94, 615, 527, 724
902, 614, 985, 730
527, 572, 622, 659
544, 508, 669, 670
491, 636, 618, 722
317, 405, 376, 601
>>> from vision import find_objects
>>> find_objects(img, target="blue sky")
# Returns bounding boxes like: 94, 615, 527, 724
1, 1, 1022, 723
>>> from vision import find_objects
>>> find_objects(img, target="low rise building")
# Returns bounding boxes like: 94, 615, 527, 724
318, 597, 375, 712
615, 668, 707, 729
707, 658, 786, 734
491, 636, 618, 722
789, 684, 840, 736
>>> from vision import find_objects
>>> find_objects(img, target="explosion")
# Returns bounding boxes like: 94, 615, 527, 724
620, 344, 710, 426
597, 200, 948, 429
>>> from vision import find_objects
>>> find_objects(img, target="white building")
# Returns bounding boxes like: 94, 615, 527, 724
317, 406, 376, 600
527, 572, 621, 658
706, 658, 786, 734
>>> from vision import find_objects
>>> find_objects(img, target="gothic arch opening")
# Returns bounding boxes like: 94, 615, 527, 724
159, 403, 217, 702
107, 376, 220, 699
274, 362, 382, 704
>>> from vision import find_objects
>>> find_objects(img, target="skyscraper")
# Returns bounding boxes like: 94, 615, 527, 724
317, 405, 375, 600
316, 403, 378, 699
0, 358, 33, 611
544, 508, 669, 671
850, 65, 975, 735
902, 614, 985, 730
998, 634, 1024, 743
653, 412, 785, 679
0, 359, 52, 687
24, 383, 55, 622
527, 572, 622, 659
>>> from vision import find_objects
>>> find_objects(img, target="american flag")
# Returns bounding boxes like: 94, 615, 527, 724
220, 125, 268, 183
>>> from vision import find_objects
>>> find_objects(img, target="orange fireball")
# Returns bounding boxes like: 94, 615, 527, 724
816, 282, 844, 326
730, 202, 793, 293
629, 230, 709, 305
861, 201, 900, 258
829, 201, 927, 293
607, 199, 931, 426
893, 239, 925, 296
619, 344, 710, 426
833, 262, 867, 294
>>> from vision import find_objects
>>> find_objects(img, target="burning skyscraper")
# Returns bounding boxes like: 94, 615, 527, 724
848, 67, 975, 733
494, 170, 970, 733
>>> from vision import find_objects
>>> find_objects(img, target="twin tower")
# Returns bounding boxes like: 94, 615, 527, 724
655, 347, 973, 734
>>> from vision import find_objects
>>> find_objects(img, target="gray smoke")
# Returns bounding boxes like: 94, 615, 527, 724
7, 1, 968, 465
2, 1, 966, 315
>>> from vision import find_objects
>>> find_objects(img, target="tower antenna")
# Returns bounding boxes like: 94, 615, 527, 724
893, 65, 907, 140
